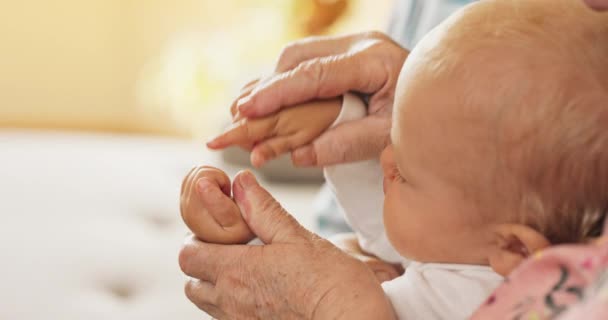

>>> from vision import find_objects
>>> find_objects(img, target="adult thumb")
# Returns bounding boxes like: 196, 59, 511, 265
292, 115, 391, 167
232, 170, 310, 244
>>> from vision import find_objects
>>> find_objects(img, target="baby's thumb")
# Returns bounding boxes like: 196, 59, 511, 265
232, 170, 310, 244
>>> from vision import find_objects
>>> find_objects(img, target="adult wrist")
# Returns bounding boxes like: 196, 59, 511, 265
312, 266, 396, 320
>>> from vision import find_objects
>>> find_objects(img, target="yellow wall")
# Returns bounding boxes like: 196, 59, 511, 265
0, 0, 195, 136
0, 1, 391, 137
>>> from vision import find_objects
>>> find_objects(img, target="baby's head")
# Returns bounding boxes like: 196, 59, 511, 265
381, 0, 608, 275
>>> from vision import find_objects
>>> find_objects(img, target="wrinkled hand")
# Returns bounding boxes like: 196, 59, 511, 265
208, 98, 341, 168
584, 0, 608, 10
179, 171, 395, 320
180, 166, 254, 244
230, 32, 409, 167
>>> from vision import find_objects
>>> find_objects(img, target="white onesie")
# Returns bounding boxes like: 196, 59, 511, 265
325, 93, 503, 320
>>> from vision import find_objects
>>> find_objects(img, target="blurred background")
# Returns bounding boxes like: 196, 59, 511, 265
0, 0, 392, 319
1, 0, 391, 137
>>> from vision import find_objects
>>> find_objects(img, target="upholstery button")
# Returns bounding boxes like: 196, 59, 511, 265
137, 208, 175, 231
107, 282, 135, 300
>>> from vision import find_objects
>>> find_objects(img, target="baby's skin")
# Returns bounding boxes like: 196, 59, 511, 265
180, 166, 254, 244
180, 98, 402, 282
207, 98, 342, 168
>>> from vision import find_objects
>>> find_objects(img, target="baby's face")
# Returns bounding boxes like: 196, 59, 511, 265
381, 45, 510, 265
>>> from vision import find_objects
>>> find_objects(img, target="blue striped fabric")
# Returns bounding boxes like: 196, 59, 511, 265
388, 0, 477, 48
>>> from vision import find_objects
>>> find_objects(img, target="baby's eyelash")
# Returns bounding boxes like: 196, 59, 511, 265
391, 167, 406, 183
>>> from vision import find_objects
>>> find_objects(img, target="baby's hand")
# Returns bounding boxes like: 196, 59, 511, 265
180, 166, 254, 244
207, 98, 342, 167
330, 233, 404, 283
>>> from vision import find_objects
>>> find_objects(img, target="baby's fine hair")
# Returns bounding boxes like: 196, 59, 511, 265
427, 0, 608, 243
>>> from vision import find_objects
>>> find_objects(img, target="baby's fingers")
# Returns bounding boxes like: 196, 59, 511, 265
196, 179, 241, 228
250, 133, 309, 168
207, 117, 278, 150
191, 179, 253, 244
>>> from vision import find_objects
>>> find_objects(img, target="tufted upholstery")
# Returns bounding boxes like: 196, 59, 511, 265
0, 130, 320, 319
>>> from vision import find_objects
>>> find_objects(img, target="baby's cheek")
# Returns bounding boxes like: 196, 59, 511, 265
383, 194, 416, 258
383, 196, 402, 246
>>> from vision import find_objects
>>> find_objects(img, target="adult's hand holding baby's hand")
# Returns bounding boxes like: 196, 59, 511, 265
208, 98, 341, 167
179, 171, 396, 320
231, 32, 409, 167
180, 166, 254, 244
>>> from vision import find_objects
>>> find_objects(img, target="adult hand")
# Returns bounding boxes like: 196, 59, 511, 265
229, 32, 409, 167
179, 171, 395, 320
584, 0, 608, 10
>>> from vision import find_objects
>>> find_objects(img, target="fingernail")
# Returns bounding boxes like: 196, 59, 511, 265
238, 170, 257, 188
197, 178, 212, 193
206, 134, 223, 148
251, 152, 263, 168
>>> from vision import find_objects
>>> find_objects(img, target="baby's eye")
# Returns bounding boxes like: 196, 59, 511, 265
391, 166, 406, 183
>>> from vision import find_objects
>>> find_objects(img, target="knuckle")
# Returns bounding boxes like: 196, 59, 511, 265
191, 166, 205, 181
184, 280, 196, 301
277, 41, 301, 70
317, 138, 342, 164
178, 245, 195, 273
295, 59, 323, 94
259, 196, 282, 215
261, 145, 276, 159
241, 120, 254, 140
275, 140, 290, 155
268, 142, 283, 158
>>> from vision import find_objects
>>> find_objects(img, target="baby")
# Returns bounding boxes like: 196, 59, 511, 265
181, 0, 608, 318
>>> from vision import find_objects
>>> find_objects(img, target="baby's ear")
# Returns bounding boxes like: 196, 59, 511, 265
488, 224, 550, 276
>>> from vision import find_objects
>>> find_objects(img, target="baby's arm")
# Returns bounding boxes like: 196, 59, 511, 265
207, 98, 342, 167
180, 166, 254, 244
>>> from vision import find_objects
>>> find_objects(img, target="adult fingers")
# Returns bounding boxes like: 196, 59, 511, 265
232, 170, 310, 244
584, 0, 608, 10
184, 279, 224, 319
179, 236, 246, 283
291, 116, 391, 167
274, 34, 360, 72
206, 116, 278, 150
230, 78, 261, 117
237, 49, 388, 118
